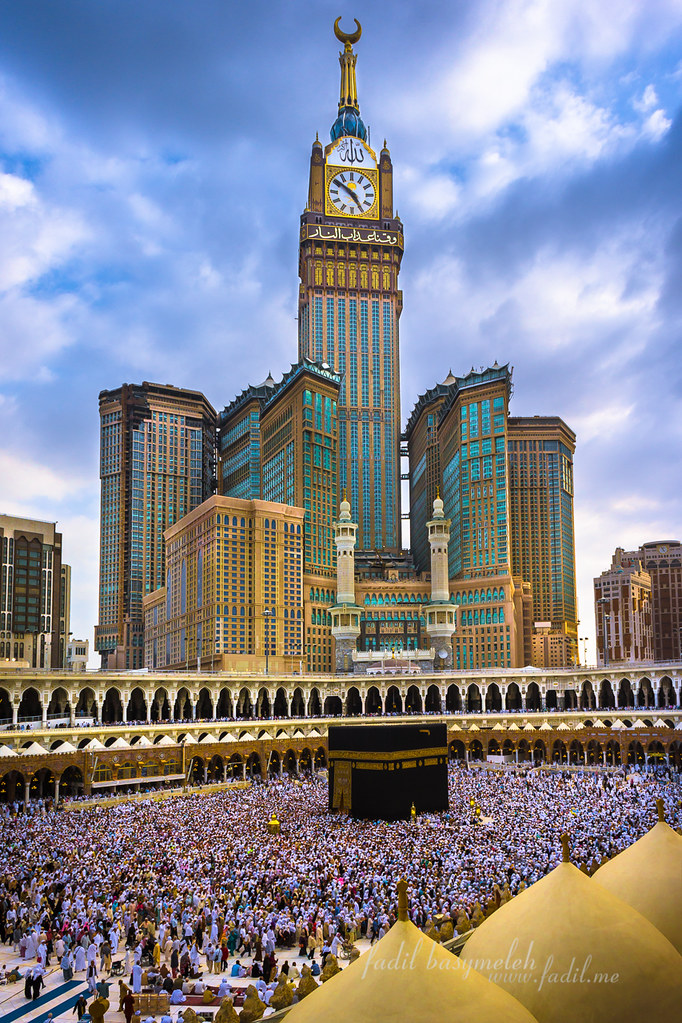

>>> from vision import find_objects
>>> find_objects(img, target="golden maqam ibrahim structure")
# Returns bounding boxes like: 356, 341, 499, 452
284, 879, 539, 1023
592, 798, 682, 953
460, 833, 682, 1023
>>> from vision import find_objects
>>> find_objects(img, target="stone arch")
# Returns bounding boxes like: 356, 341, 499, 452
75, 687, 97, 721
545, 689, 558, 711
59, 765, 84, 798
385, 686, 402, 714
425, 684, 442, 713
237, 688, 254, 719
216, 687, 234, 718
446, 684, 461, 712
466, 683, 481, 713
314, 746, 327, 770
298, 747, 312, 773
605, 739, 621, 766
257, 687, 271, 719
324, 695, 343, 716
227, 752, 243, 778
505, 682, 522, 712
208, 753, 224, 781
150, 687, 171, 722
563, 688, 578, 711
657, 677, 675, 708
0, 769, 24, 803
188, 755, 205, 784
0, 688, 12, 723
599, 679, 615, 710
274, 687, 289, 718
346, 687, 362, 716
569, 740, 584, 765
308, 688, 322, 716
669, 741, 682, 771
552, 739, 567, 763
283, 749, 297, 775
174, 687, 193, 720
627, 740, 645, 766
637, 677, 655, 708
533, 739, 546, 765
101, 687, 123, 724
488, 738, 501, 756
365, 686, 382, 714
268, 750, 281, 777
586, 739, 602, 765
405, 685, 422, 714
526, 682, 542, 711
46, 686, 71, 721
291, 687, 306, 718
647, 740, 666, 766
196, 687, 214, 720
580, 680, 596, 710
517, 739, 530, 763
618, 678, 635, 709
18, 686, 42, 722
485, 683, 502, 712
449, 739, 466, 760
246, 751, 262, 778
32, 766, 56, 799
126, 687, 148, 723
469, 738, 484, 761
502, 738, 515, 757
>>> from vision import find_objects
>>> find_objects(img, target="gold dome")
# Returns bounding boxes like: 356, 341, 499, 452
592, 800, 682, 953
284, 881, 538, 1023
461, 839, 682, 1023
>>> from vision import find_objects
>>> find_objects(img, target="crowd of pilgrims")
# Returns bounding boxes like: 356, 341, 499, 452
0, 764, 679, 997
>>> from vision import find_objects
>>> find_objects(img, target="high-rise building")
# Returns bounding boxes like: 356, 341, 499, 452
0, 514, 67, 669
144, 495, 305, 674
615, 541, 682, 662
59, 563, 71, 668
402, 372, 457, 574
217, 358, 341, 673
594, 549, 653, 666
508, 416, 578, 662
95, 381, 217, 670
259, 359, 340, 674
218, 374, 275, 500
298, 21, 403, 552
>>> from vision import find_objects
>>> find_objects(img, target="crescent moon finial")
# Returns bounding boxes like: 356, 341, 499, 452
334, 16, 362, 47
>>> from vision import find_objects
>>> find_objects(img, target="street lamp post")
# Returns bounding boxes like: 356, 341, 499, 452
580, 636, 588, 667
263, 608, 272, 675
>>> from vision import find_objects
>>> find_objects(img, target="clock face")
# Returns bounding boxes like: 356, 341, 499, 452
327, 169, 377, 217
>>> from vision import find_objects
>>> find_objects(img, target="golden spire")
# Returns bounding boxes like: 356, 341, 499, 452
561, 832, 571, 863
397, 878, 409, 921
334, 17, 361, 113
656, 797, 665, 822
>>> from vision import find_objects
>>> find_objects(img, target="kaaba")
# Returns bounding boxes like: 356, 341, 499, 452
328, 723, 449, 820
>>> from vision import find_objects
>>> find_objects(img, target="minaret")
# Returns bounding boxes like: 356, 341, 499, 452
425, 492, 457, 669
330, 493, 362, 671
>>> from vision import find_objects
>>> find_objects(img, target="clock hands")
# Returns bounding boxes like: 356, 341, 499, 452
338, 181, 363, 209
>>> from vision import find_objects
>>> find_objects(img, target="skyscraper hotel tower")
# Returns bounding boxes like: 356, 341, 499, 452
95, 382, 216, 669
298, 18, 403, 553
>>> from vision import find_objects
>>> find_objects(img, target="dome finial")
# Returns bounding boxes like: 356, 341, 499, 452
561, 833, 571, 863
330, 17, 367, 141
656, 797, 665, 823
397, 878, 409, 921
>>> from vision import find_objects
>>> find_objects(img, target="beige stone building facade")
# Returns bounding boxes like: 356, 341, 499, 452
594, 549, 654, 666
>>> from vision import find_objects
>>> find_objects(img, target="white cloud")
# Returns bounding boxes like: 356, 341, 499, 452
0, 451, 90, 504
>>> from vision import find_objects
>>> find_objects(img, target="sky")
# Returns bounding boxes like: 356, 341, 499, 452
0, 0, 681, 668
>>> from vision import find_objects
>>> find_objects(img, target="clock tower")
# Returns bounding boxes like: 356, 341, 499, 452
298, 18, 404, 552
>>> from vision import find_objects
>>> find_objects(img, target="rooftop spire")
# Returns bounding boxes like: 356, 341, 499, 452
330, 18, 367, 142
